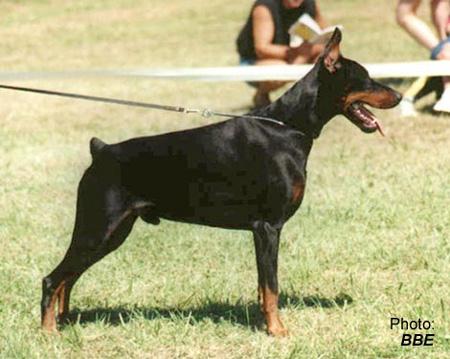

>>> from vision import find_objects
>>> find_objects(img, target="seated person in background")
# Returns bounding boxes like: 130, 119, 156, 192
396, 0, 450, 114
237, 0, 326, 107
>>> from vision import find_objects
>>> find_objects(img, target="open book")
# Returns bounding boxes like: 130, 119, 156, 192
289, 14, 343, 45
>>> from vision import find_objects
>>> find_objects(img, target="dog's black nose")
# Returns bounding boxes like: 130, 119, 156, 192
394, 91, 403, 104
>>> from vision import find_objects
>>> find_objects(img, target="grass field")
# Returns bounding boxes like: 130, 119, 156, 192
0, 0, 449, 357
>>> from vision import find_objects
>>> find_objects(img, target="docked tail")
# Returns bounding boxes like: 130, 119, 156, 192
90, 137, 107, 158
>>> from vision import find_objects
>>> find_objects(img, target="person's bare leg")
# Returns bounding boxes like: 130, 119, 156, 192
437, 43, 450, 86
431, 0, 450, 40
433, 43, 450, 112
253, 59, 288, 107
251, 43, 325, 107
396, 0, 439, 50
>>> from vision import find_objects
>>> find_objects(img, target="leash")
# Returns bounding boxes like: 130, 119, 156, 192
0, 84, 285, 126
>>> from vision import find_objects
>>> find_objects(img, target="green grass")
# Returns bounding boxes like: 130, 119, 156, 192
0, 0, 449, 357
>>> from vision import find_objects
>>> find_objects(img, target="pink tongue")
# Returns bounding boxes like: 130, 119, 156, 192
374, 119, 385, 136
359, 105, 385, 136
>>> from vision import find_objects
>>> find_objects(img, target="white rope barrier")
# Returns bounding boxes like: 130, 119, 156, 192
1, 61, 449, 82
123, 61, 450, 81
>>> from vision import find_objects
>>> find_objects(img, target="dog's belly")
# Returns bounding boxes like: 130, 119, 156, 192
146, 178, 269, 229
158, 204, 261, 229
135, 173, 304, 230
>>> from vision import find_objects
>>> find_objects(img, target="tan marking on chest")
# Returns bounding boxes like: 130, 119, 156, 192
291, 181, 305, 204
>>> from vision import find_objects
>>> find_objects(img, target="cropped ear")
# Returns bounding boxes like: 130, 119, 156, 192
322, 28, 342, 73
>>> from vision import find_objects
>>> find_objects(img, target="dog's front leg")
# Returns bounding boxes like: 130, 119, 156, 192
252, 221, 288, 337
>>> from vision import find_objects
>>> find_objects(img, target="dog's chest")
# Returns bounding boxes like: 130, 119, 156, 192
291, 179, 305, 205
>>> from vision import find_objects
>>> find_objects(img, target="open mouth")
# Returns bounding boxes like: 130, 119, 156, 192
345, 102, 385, 136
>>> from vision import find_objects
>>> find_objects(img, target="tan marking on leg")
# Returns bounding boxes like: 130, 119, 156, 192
42, 281, 65, 332
258, 286, 264, 313
57, 275, 76, 322
61, 286, 72, 322
262, 286, 288, 337
58, 279, 74, 322
57, 283, 66, 317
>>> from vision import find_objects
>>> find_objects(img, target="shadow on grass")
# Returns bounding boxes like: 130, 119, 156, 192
64, 292, 353, 330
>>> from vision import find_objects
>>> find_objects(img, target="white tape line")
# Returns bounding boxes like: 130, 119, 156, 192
123, 61, 450, 80
0, 70, 120, 81
1, 61, 449, 81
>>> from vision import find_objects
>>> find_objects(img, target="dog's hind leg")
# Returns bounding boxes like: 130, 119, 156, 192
41, 167, 138, 332
252, 221, 287, 337
56, 274, 78, 324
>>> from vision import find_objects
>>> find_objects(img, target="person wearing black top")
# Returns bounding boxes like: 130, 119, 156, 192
237, 0, 326, 107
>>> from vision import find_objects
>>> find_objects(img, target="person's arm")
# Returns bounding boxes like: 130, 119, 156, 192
252, 5, 289, 60
314, 2, 327, 29
431, 0, 450, 40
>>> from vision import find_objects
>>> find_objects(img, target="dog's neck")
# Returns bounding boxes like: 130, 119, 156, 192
252, 65, 337, 139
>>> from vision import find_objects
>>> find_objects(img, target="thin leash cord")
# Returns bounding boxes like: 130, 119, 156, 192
0, 84, 284, 126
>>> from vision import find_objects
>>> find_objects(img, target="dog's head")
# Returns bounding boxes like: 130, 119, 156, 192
316, 28, 402, 135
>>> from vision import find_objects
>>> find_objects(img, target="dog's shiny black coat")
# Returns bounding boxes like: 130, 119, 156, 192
41, 30, 401, 334
100, 117, 311, 230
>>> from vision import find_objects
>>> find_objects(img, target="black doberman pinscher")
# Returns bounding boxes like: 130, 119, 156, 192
41, 29, 401, 336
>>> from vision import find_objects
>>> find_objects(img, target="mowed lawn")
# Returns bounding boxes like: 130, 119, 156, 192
0, 0, 449, 358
